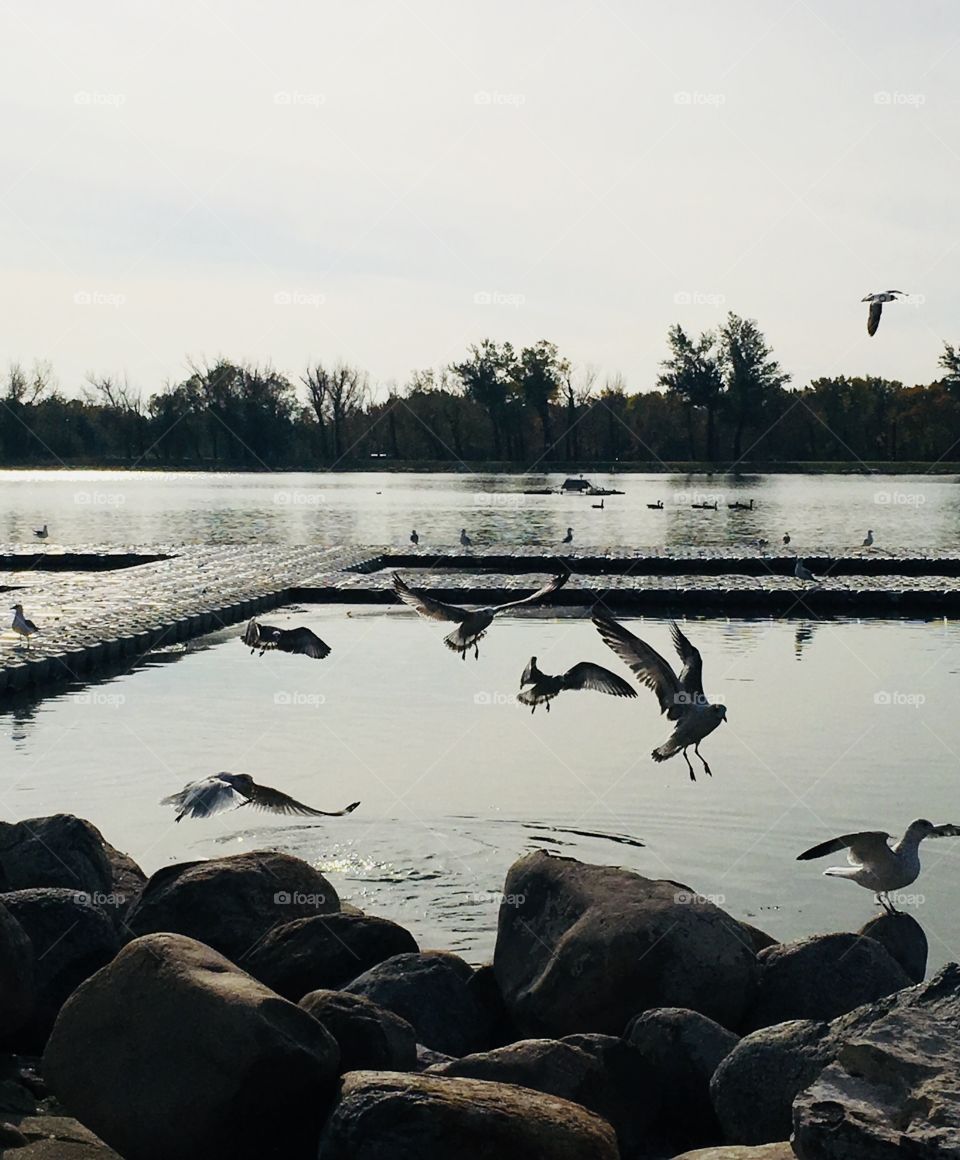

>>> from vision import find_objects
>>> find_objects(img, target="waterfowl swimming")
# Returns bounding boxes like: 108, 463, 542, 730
162, 772, 360, 822
728, 499, 754, 511
647, 500, 663, 510
393, 571, 568, 659
862, 290, 905, 336
797, 819, 960, 913
593, 616, 727, 781
10, 604, 39, 648
242, 619, 331, 660
782, 533, 791, 547
518, 656, 637, 714
592, 498, 604, 510
863, 529, 875, 548
691, 501, 718, 511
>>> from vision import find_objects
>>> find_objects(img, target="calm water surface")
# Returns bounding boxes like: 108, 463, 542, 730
2, 469, 959, 551
4, 609, 960, 968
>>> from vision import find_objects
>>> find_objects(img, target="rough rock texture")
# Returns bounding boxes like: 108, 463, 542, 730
0, 816, 144, 928
43, 933, 340, 1160
344, 952, 491, 1057
0, 890, 120, 1048
316, 1070, 620, 1159
625, 1007, 739, 1152
793, 984, 960, 1158
123, 851, 339, 964
739, 923, 779, 954
671, 1146, 795, 1159
4, 1115, 122, 1158
0, 904, 35, 1042
299, 989, 417, 1072
241, 912, 417, 1000
742, 933, 911, 1031
858, 912, 927, 984
493, 852, 759, 1036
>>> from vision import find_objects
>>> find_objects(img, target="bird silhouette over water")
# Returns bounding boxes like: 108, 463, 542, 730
518, 656, 637, 714
162, 772, 360, 822
797, 819, 960, 913
863, 290, 905, 336
242, 619, 331, 660
393, 571, 568, 659
594, 616, 727, 780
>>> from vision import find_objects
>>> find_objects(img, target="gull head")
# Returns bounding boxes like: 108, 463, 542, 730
711, 704, 728, 724
11, 604, 23, 613
906, 818, 937, 841
218, 772, 255, 793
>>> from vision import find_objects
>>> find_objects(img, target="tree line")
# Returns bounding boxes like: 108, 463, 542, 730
3, 316, 960, 468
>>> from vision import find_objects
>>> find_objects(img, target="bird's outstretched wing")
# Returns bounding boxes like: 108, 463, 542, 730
392, 573, 469, 623
932, 824, 960, 839
492, 572, 569, 613
520, 657, 540, 686
593, 616, 684, 718
562, 662, 638, 698
796, 830, 890, 864
161, 778, 241, 819
275, 627, 331, 659
246, 786, 361, 817
867, 300, 882, 336
670, 622, 705, 699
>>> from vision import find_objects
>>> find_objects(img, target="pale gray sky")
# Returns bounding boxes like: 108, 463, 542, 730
1, 0, 957, 400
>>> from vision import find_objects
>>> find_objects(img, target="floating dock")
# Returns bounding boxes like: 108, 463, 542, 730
3, 544, 960, 696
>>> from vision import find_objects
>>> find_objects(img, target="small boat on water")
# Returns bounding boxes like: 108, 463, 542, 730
585, 487, 624, 497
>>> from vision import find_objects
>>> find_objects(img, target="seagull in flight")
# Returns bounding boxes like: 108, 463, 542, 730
794, 559, 819, 583
593, 616, 727, 780
393, 571, 568, 659
33, 524, 48, 540
863, 291, 905, 337
10, 604, 39, 648
242, 619, 331, 660
162, 772, 360, 822
797, 819, 960, 913
517, 656, 637, 714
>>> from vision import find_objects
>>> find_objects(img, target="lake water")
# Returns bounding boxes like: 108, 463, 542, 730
2, 469, 959, 552
4, 607, 960, 969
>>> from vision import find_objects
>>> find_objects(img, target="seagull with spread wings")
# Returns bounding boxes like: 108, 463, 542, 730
242, 618, 331, 660
393, 571, 568, 659
162, 772, 360, 822
862, 290, 905, 336
517, 656, 638, 714
797, 819, 960, 913
593, 616, 727, 780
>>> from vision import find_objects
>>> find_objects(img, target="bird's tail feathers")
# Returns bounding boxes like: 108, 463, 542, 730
651, 742, 679, 762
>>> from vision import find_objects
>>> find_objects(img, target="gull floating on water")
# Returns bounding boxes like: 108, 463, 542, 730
242, 619, 331, 660
562, 527, 574, 544
797, 819, 960, 913
647, 500, 663, 510
393, 571, 568, 659
863, 290, 905, 336
460, 528, 472, 547
782, 533, 791, 547
592, 498, 604, 510
410, 530, 419, 546
33, 524, 48, 540
593, 616, 727, 780
10, 604, 39, 648
794, 559, 819, 583
162, 772, 360, 822
517, 656, 637, 714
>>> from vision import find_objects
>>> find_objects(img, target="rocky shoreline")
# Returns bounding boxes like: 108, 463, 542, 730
0, 814, 956, 1159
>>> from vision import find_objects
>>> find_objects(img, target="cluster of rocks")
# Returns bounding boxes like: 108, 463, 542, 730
0, 814, 957, 1159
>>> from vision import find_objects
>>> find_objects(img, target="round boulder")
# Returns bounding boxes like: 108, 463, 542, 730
299, 989, 417, 1072
241, 912, 418, 999
43, 933, 340, 1160
123, 851, 339, 965
0, 902, 35, 1042
493, 852, 759, 1036
858, 912, 927, 984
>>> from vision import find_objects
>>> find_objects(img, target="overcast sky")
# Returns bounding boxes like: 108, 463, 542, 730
1, 0, 957, 400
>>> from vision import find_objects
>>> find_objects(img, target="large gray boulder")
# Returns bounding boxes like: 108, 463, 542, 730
493, 852, 759, 1036
299, 989, 417, 1072
670, 1147, 795, 1159
317, 1070, 620, 1159
0, 889, 120, 1048
858, 912, 927, 983
344, 951, 491, 1056
743, 933, 911, 1031
0, 903, 35, 1042
123, 850, 338, 964
43, 933, 340, 1160
241, 911, 417, 999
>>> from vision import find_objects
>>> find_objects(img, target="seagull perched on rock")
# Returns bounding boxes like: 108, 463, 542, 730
162, 772, 360, 822
863, 291, 905, 336
10, 604, 39, 648
517, 656, 637, 714
797, 819, 960, 913
794, 559, 819, 583
562, 527, 574, 544
862, 529, 875, 549
593, 616, 727, 780
393, 571, 568, 659
33, 524, 48, 540
242, 619, 331, 660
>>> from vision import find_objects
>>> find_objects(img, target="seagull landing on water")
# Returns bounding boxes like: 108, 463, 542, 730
593, 616, 727, 781
242, 619, 331, 660
34, 524, 48, 540
10, 604, 39, 648
863, 291, 905, 337
797, 819, 960, 913
562, 527, 574, 544
393, 571, 568, 660
162, 772, 360, 823
518, 656, 637, 714
410, 530, 419, 546
794, 559, 819, 584
460, 529, 472, 548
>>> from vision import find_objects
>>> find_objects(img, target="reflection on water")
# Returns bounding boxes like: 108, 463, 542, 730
3, 608, 960, 967
1, 469, 959, 551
